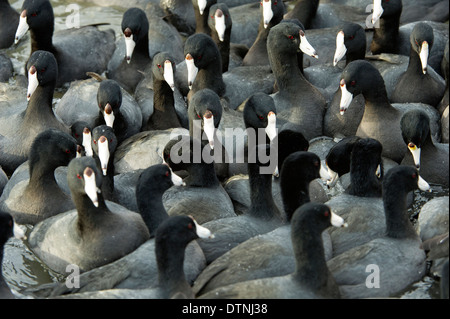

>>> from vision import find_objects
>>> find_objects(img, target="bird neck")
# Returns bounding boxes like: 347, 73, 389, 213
73, 193, 109, 236
156, 237, 191, 298
151, 79, 181, 128
383, 184, 417, 239
406, 46, 427, 77
248, 162, 282, 221
30, 28, 56, 55
138, 188, 169, 238
292, 223, 329, 291
24, 85, 57, 123
281, 179, 311, 222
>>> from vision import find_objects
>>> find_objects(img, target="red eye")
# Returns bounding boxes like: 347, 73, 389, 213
350, 81, 356, 86
274, 1, 278, 4
211, 15, 214, 18
415, 40, 419, 46
165, 171, 170, 177
31, 12, 37, 17
188, 223, 193, 230
74, 133, 79, 138
65, 149, 71, 154
324, 211, 329, 217
288, 35, 294, 40
349, 35, 355, 40
93, 140, 97, 144
77, 174, 82, 179
157, 64, 161, 68
41, 68, 46, 73
258, 115, 264, 120
314, 161, 319, 167
412, 173, 417, 179
197, 114, 202, 119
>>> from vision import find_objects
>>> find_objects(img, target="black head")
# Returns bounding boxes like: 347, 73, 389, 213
268, 21, 302, 56
163, 136, 185, 172
97, 80, 123, 116
326, 136, 361, 176
155, 215, 211, 248
20, 0, 54, 33
67, 157, 102, 205
336, 23, 366, 64
28, 129, 77, 173
152, 51, 176, 83
188, 88, 222, 128
184, 33, 221, 69
291, 202, 336, 237
382, 165, 422, 196
280, 151, 326, 219
380, 0, 402, 18
70, 121, 91, 144
92, 125, 118, 156
400, 109, 430, 149
208, 3, 232, 36
137, 164, 176, 198
281, 151, 323, 185
243, 92, 277, 130
410, 22, 434, 62
26, 50, 58, 88
163, 136, 208, 172
121, 7, 149, 44
340, 60, 386, 98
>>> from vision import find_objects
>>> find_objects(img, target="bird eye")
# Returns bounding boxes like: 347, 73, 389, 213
65, 149, 71, 154
188, 223, 193, 230
77, 174, 82, 179
31, 12, 38, 17
165, 171, 170, 177
324, 211, 329, 217
157, 64, 161, 68
349, 35, 355, 40
350, 81, 356, 86
288, 35, 294, 40
412, 173, 417, 179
